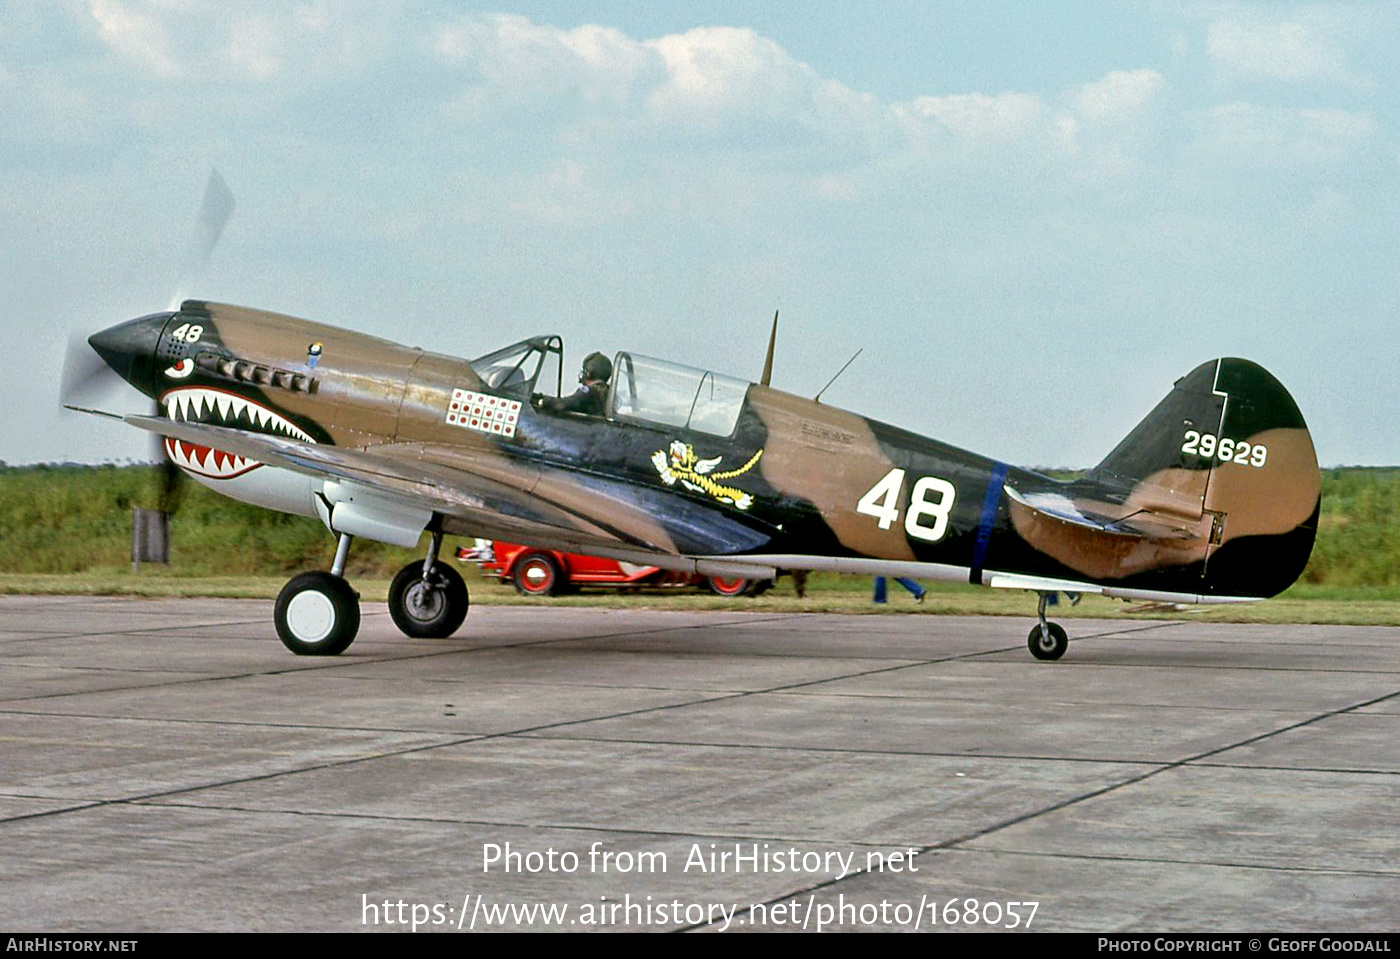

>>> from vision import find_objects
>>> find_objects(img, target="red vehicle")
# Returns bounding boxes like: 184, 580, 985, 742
458, 540, 765, 597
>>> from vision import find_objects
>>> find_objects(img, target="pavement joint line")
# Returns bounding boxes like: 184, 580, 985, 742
494, 733, 1177, 765
6, 615, 1394, 747
432, 639, 1051, 730
99, 783, 1400, 883
0, 667, 328, 704
454, 613, 818, 651
0, 617, 275, 639
111, 798, 999, 848
909, 684, 1400, 857
683, 678, 1400, 931
1186, 761, 1400, 776
0, 616, 806, 702
0, 705, 496, 736
0, 607, 800, 654
0, 684, 789, 820
13, 674, 1365, 825
0, 734, 490, 826
1173, 685, 1400, 767
10, 620, 1334, 834
674, 758, 1167, 933
0, 613, 833, 700
0, 707, 1193, 763
737, 688, 1366, 712
0, 800, 108, 825
101, 797, 1369, 882
1073, 621, 1189, 640
0, 642, 1022, 822
7, 623, 1392, 804
0, 610, 1005, 710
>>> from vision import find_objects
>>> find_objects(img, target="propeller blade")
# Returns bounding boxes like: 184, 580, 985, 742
59, 330, 119, 410
168, 169, 236, 309
148, 396, 185, 515
156, 449, 185, 514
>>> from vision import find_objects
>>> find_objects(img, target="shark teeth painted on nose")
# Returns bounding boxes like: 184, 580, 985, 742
160, 386, 314, 479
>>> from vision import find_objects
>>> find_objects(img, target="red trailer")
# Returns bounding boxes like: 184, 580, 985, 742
458, 541, 764, 597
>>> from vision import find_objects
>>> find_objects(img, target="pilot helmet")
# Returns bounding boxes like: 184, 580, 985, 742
581, 351, 612, 383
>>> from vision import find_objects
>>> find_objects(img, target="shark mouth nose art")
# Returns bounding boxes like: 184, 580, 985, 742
161, 386, 314, 479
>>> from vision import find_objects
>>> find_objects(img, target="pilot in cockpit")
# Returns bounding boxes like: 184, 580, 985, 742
534, 351, 612, 417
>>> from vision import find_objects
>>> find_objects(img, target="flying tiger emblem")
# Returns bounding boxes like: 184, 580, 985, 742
651, 440, 763, 510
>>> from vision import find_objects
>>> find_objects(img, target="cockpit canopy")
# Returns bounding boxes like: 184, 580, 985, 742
609, 353, 748, 436
470, 336, 564, 395
470, 338, 750, 438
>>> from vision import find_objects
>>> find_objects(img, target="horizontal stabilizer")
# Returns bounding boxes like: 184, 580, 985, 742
1004, 487, 1201, 542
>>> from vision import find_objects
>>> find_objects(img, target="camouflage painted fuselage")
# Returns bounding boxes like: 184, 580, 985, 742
92, 301, 1320, 604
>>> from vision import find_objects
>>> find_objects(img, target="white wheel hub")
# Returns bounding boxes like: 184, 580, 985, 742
286, 589, 336, 643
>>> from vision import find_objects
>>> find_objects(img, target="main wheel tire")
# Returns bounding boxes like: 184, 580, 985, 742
513, 553, 564, 596
388, 561, 469, 638
275, 571, 360, 656
1027, 621, 1069, 661
707, 575, 750, 596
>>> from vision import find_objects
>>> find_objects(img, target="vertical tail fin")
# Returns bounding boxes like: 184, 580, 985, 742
1091, 358, 1320, 597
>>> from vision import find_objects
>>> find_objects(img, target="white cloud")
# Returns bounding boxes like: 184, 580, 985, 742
81, 1, 410, 85
1206, 12, 1367, 87
905, 91, 1050, 144
893, 72, 1166, 177
647, 27, 810, 122
222, 13, 281, 79
89, 0, 181, 78
1200, 102, 1376, 165
1072, 70, 1166, 121
495, 158, 637, 225
1062, 70, 1170, 179
434, 13, 656, 111
36, 6, 1386, 209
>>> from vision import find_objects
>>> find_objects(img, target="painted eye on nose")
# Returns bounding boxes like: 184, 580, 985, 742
164, 358, 194, 379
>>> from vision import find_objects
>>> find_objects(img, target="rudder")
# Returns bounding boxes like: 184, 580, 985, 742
1092, 358, 1319, 597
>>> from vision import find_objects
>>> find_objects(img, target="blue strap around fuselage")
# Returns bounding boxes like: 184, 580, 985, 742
970, 461, 1008, 585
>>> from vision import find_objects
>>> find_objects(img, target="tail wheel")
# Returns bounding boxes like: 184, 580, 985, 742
388, 561, 470, 638
275, 571, 360, 656
514, 553, 564, 596
707, 576, 750, 597
1028, 622, 1068, 661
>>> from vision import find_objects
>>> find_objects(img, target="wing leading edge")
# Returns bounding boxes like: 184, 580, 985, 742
124, 415, 692, 559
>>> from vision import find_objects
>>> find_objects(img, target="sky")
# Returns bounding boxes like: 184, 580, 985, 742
5, 0, 1398, 468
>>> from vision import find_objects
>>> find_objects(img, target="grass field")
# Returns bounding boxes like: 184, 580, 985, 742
1, 464, 1396, 624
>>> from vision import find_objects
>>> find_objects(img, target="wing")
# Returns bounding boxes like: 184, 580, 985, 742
126, 415, 688, 559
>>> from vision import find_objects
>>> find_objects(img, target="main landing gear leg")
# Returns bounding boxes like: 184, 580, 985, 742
275, 532, 362, 656
1027, 591, 1069, 661
388, 529, 470, 639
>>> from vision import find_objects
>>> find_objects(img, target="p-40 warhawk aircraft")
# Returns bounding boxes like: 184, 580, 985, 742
77, 301, 1319, 659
